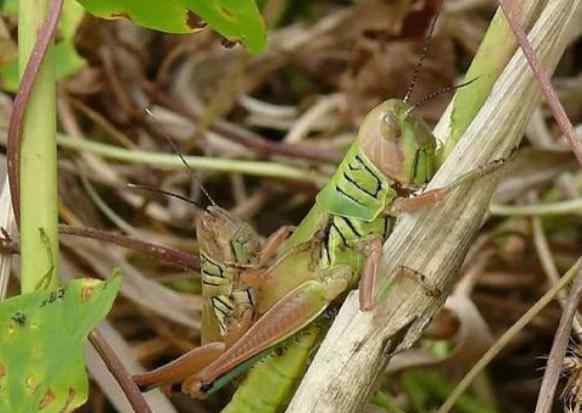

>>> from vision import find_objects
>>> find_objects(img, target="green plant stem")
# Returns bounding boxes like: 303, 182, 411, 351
438, 1, 543, 163
56, 133, 329, 186
490, 198, 582, 216
19, 0, 60, 293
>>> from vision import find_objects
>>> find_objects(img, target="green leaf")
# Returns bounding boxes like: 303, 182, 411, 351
0, 0, 87, 92
0, 0, 16, 14
75, 0, 267, 53
0, 276, 122, 413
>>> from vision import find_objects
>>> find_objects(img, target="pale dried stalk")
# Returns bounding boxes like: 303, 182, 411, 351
286, 1, 582, 412
533, 216, 582, 336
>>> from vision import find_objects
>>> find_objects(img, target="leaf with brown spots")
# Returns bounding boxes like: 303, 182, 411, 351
0, 275, 121, 412
76, 0, 266, 53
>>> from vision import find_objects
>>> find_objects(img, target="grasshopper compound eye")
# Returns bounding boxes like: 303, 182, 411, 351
380, 111, 401, 141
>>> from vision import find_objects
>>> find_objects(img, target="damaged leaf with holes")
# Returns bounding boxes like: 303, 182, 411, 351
76, 0, 267, 53
0, 276, 121, 413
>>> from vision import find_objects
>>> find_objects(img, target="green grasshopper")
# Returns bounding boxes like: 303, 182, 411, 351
174, 97, 504, 400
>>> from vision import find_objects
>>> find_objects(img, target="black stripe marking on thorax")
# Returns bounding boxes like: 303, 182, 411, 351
343, 172, 380, 199
245, 289, 255, 307
336, 185, 365, 206
330, 220, 349, 247
355, 155, 383, 195
340, 216, 362, 238
201, 255, 225, 278
213, 296, 234, 311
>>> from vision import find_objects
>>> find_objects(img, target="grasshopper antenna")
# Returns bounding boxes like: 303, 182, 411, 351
144, 107, 218, 208
411, 77, 480, 111
127, 183, 205, 212
403, 1, 443, 104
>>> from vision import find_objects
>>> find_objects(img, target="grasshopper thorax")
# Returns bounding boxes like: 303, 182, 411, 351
358, 99, 437, 188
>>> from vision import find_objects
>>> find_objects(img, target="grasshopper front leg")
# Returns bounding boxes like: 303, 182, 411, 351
387, 158, 506, 214
182, 264, 353, 398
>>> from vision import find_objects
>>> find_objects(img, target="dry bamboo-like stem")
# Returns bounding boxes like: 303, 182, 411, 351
286, 1, 582, 412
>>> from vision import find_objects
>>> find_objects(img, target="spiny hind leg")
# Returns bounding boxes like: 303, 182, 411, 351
183, 266, 353, 398
133, 342, 226, 391
135, 297, 250, 391
388, 158, 507, 214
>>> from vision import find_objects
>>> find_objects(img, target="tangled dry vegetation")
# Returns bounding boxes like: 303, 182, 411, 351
2, 0, 582, 412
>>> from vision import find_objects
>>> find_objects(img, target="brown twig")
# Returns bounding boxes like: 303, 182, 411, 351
6, 0, 64, 224
534, 266, 582, 413
142, 80, 341, 163
89, 330, 153, 413
497, 0, 582, 167
0, 225, 200, 272
59, 225, 200, 272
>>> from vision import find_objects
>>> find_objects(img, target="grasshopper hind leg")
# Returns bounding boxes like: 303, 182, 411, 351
182, 266, 353, 398
133, 342, 226, 391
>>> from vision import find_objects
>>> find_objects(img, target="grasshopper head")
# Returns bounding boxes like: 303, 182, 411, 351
196, 206, 261, 265
358, 99, 437, 187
